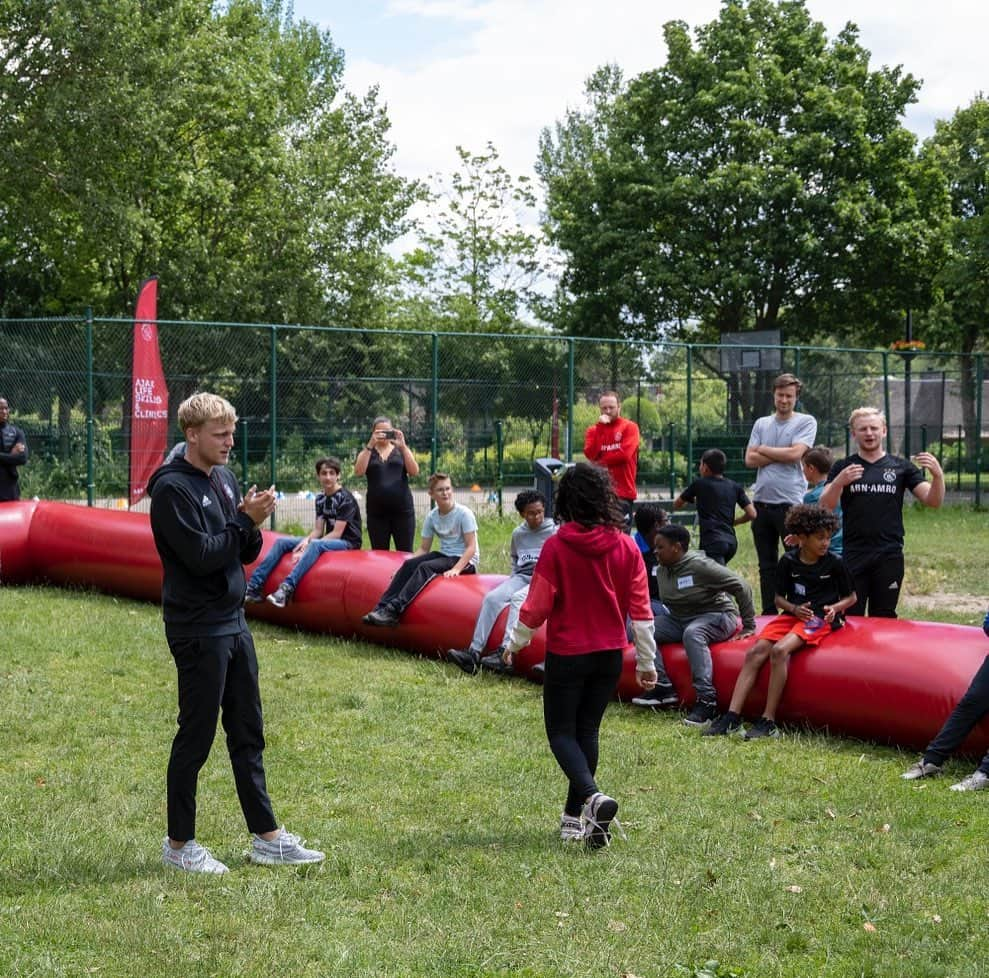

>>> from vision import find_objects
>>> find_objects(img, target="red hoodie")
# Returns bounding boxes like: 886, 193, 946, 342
518, 522, 653, 655
583, 416, 639, 500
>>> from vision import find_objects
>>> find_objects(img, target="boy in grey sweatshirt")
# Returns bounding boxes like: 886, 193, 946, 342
637, 523, 756, 727
448, 490, 557, 674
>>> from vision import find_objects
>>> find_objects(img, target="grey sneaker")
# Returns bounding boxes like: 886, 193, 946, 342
266, 584, 293, 609
250, 827, 325, 865
244, 586, 265, 604
950, 770, 989, 792
162, 837, 229, 874
560, 813, 583, 843
744, 717, 781, 741
703, 711, 743, 737
682, 701, 719, 728
581, 792, 619, 849
901, 759, 943, 781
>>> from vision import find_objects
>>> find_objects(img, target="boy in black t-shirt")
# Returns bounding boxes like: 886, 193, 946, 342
674, 449, 756, 564
245, 456, 362, 608
704, 505, 856, 741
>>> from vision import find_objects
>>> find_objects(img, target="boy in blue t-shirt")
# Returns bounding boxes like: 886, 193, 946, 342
363, 473, 478, 627
800, 446, 843, 555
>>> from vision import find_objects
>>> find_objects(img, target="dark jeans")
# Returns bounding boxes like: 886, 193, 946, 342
377, 552, 475, 616
924, 655, 989, 773
542, 649, 624, 816
367, 509, 416, 553
166, 630, 276, 841
845, 551, 904, 618
751, 502, 792, 614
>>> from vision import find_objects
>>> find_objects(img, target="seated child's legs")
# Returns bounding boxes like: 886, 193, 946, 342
248, 536, 302, 591
284, 537, 352, 590
727, 639, 773, 714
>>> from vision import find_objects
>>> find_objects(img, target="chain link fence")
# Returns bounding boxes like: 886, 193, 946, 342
2, 317, 985, 523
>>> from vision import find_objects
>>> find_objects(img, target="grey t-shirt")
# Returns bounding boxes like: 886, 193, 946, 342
421, 503, 480, 565
747, 411, 817, 505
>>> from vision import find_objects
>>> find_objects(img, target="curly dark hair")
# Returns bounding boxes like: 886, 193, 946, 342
784, 503, 840, 538
553, 463, 626, 528
655, 523, 691, 551
634, 503, 669, 536
514, 489, 547, 514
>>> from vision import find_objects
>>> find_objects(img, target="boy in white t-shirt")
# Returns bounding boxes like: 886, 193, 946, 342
363, 473, 479, 627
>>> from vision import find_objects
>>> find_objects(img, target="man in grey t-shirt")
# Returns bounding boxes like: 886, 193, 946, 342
744, 373, 817, 614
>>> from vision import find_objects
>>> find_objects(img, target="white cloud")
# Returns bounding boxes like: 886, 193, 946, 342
336, 0, 988, 188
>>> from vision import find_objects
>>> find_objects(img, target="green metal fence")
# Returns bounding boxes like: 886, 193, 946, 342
1, 317, 985, 515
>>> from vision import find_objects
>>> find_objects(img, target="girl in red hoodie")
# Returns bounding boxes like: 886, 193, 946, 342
504, 463, 658, 847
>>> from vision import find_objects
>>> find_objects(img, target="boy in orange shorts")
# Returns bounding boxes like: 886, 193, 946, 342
704, 504, 856, 740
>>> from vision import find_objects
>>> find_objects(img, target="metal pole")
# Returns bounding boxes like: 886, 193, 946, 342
240, 418, 248, 488
431, 333, 439, 474
667, 421, 676, 499
85, 308, 94, 506
495, 419, 504, 517
566, 339, 575, 463
269, 326, 277, 530
882, 351, 892, 454
685, 345, 694, 487
975, 353, 984, 507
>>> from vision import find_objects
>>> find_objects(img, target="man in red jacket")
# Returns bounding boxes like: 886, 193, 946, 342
583, 391, 640, 526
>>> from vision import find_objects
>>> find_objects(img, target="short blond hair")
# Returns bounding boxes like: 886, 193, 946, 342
848, 407, 886, 431
177, 392, 237, 433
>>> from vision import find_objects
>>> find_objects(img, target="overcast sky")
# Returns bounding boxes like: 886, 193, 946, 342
290, 0, 987, 186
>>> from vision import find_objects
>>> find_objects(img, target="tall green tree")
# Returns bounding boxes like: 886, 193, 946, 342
0, 0, 415, 324
538, 0, 949, 419
919, 97, 989, 461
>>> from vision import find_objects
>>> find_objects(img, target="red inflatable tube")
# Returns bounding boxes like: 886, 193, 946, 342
2, 500, 987, 755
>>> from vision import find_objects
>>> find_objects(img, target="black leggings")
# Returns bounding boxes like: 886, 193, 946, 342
166, 630, 277, 841
542, 649, 624, 816
925, 654, 989, 773
367, 509, 416, 553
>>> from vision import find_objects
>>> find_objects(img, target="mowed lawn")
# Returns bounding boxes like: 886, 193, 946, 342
1, 505, 986, 978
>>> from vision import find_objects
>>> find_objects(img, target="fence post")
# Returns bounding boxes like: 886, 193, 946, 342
976, 352, 984, 507
956, 424, 962, 492
882, 351, 892, 454
495, 419, 504, 517
431, 333, 439, 474
685, 345, 693, 489
240, 418, 249, 489
269, 325, 277, 530
85, 308, 95, 507
567, 338, 575, 462
667, 421, 676, 499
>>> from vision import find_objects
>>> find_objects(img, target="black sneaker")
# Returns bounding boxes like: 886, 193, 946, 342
682, 701, 719, 728
744, 717, 780, 741
447, 648, 481, 675
480, 647, 513, 674
362, 607, 400, 627
702, 711, 743, 737
244, 586, 264, 604
581, 792, 619, 849
630, 683, 679, 708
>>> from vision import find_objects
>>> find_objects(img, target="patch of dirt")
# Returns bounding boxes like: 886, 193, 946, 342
901, 592, 986, 615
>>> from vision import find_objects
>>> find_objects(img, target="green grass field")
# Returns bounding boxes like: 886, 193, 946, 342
1, 506, 986, 977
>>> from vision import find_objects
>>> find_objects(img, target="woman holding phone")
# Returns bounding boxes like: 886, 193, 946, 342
355, 416, 420, 551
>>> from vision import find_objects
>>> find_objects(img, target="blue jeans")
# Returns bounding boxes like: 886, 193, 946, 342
248, 536, 352, 593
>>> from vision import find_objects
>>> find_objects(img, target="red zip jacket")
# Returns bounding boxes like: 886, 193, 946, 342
518, 522, 653, 655
583, 417, 640, 500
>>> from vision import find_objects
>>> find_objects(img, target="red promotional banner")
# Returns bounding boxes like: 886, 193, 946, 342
129, 277, 168, 506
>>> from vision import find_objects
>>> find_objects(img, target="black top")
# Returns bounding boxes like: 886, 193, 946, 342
680, 475, 750, 554
0, 421, 28, 501
148, 458, 262, 638
316, 487, 362, 549
775, 551, 855, 625
826, 453, 924, 559
364, 446, 414, 515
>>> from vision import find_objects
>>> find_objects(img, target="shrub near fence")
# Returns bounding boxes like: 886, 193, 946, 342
1, 317, 985, 515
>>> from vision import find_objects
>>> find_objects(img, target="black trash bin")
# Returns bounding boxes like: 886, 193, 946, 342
533, 457, 571, 519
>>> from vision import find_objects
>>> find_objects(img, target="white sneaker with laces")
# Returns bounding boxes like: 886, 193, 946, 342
560, 813, 583, 843
162, 837, 229, 874
950, 770, 989, 792
250, 827, 325, 865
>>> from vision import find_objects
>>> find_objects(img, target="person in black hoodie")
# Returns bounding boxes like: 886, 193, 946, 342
149, 392, 324, 874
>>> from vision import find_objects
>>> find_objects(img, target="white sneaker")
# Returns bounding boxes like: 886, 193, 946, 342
950, 770, 989, 792
560, 813, 582, 843
249, 827, 325, 865
162, 837, 229, 874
